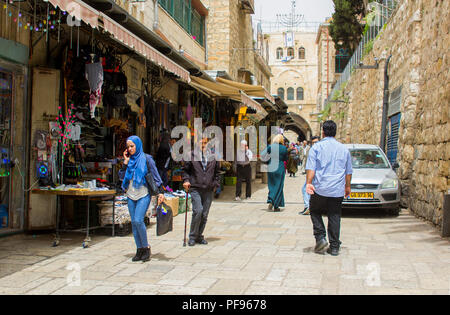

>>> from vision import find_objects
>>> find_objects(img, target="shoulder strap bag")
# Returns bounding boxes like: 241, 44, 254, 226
145, 157, 160, 196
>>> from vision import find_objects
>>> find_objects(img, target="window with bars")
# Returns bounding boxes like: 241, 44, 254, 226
299, 47, 305, 59
158, 0, 205, 47
276, 47, 283, 59
287, 87, 294, 100
277, 88, 285, 100
297, 87, 304, 100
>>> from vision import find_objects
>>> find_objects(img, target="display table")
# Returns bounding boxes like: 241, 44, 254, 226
32, 189, 117, 248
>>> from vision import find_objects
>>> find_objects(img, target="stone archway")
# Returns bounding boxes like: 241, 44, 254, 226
282, 112, 312, 141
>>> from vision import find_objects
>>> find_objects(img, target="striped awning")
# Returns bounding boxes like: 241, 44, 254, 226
47, 0, 190, 83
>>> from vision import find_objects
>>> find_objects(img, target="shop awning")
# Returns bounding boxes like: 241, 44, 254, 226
100, 13, 190, 83
190, 76, 267, 119
216, 77, 275, 104
48, 0, 99, 28
190, 76, 241, 100
47, 0, 190, 83
241, 93, 268, 120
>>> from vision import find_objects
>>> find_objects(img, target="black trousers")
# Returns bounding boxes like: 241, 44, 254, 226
236, 164, 252, 198
309, 193, 344, 250
189, 188, 213, 242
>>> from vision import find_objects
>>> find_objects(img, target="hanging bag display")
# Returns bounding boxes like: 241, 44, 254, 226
139, 79, 147, 128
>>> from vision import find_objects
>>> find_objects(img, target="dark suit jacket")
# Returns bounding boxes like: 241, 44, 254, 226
182, 152, 220, 191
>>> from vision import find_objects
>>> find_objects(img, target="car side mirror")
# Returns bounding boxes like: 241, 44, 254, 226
392, 162, 399, 169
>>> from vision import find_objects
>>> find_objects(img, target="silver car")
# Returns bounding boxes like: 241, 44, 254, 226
342, 144, 401, 215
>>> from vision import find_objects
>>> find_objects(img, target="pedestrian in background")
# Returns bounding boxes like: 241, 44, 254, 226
182, 137, 220, 246
299, 136, 320, 215
119, 135, 164, 262
155, 132, 171, 188
235, 140, 253, 201
305, 121, 353, 256
263, 134, 288, 212
287, 143, 299, 177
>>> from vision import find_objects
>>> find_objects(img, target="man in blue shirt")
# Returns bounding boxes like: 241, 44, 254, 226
305, 120, 353, 256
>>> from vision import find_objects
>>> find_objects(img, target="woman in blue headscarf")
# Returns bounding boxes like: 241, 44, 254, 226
119, 135, 164, 262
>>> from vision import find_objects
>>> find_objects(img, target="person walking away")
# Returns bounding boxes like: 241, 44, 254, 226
287, 143, 299, 177
262, 134, 288, 212
299, 136, 320, 215
182, 137, 220, 246
296, 141, 303, 167
235, 140, 253, 201
155, 132, 171, 188
305, 121, 352, 256
301, 140, 310, 174
119, 135, 165, 262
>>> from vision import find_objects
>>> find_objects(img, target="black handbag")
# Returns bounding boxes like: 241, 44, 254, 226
156, 202, 173, 236
145, 158, 160, 196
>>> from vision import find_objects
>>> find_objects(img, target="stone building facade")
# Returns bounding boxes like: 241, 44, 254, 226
327, 0, 449, 228
316, 22, 337, 135
204, 0, 271, 88
266, 31, 319, 138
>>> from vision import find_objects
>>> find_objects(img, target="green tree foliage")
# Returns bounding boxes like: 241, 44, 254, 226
329, 0, 366, 54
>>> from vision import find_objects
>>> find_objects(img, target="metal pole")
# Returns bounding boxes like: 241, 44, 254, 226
183, 190, 189, 247
380, 55, 392, 152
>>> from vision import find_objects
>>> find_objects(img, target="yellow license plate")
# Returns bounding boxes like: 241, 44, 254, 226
349, 192, 374, 199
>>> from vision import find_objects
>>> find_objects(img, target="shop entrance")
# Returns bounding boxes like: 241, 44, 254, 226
0, 70, 13, 230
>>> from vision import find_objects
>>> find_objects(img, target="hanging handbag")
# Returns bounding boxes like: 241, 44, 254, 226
145, 156, 160, 196
156, 202, 173, 236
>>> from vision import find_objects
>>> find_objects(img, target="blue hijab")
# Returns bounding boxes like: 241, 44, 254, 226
122, 136, 148, 190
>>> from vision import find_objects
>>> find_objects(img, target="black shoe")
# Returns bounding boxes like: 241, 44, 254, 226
327, 247, 339, 256
188, 239, 196, 246
140, 247, 151, 262
299, 207, 309, 215
274, 208, 281, 212
196, 239, 208, 245
314, 238, 328, 253
132, 248, 143, 262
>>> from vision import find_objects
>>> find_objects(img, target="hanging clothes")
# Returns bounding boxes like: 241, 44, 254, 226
85, 61, 103, 118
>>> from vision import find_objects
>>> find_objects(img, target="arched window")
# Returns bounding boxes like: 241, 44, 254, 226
287, 47, 294, 58
277, 88, 285, 100
299, 47, 305, 59
287, 87, 294, 100
276, 48, 283, 59
297, 87, 304, 100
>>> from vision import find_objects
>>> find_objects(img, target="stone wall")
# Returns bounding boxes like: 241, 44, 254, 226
328, 0, 450, 227
204, 0, 231, 74
205, 0, 271, 86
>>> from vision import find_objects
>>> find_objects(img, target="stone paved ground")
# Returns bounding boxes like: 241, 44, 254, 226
0, 174, 449, 295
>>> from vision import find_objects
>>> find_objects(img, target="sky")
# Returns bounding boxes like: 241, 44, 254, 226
254, 0, 335, 23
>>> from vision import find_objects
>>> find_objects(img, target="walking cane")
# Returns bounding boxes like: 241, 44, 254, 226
183, 189, 189, 247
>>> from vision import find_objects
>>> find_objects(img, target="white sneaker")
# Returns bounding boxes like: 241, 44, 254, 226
235, 197, 241, 201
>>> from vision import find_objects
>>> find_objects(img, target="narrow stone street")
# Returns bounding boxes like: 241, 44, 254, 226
0, 174, 449, 295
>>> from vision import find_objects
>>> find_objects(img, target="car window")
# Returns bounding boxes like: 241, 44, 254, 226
349, 149, 390, 169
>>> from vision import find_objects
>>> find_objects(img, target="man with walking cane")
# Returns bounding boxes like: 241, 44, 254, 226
182, 137, 221, 247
